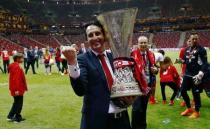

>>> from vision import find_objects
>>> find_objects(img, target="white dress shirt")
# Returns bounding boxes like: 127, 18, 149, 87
68, 50, 125, 113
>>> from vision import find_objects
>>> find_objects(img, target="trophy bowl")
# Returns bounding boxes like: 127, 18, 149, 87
111, 57, 142, 108
97, 8, 143, 108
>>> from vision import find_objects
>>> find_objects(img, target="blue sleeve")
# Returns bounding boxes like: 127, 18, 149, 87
70, 55, 88, 96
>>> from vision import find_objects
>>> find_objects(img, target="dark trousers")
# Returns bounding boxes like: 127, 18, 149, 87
160, 82, 178, 101
8, 96, 23, 119
35, 58, 39, 68
24, 58, 27, 69
3, 60, 9, 73
0, 66, 4, 73
56, 61, 61, 72
25, 61, 36, 74
107, 110, 131, 129
132, 95, 150, 129
61, 60, 68, 73
181, 76, 202, 112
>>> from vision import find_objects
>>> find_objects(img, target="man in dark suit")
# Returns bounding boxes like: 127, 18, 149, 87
78, 43, 89, 55
62, 21, 131, 129
25, 46, 36, 74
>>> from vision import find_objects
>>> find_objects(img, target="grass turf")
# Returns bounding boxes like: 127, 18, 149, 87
0, 51, 210, 129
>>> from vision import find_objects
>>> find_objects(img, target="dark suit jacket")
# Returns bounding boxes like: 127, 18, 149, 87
70, 50, 114, 129
27, 50, 35, 63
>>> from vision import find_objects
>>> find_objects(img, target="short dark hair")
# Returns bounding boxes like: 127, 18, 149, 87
83, 20, 106, 40
190, 31, 198, 36
163, 56, 172, 64
158, 49, 165, 56
13, 53, 23, 62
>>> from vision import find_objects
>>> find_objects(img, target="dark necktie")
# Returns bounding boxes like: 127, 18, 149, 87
98, 54, 113, 90
142, 53, 147, 66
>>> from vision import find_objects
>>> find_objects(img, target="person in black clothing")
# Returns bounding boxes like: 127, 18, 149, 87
25, 46, 36, 74
180, 33, 208, 119
23, 48, 28, 69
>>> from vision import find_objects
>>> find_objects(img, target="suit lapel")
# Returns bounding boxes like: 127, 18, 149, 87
87, 51, 112, 93
106, 52, 115, 72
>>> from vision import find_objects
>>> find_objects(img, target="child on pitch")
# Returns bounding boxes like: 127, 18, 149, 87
160, 56, 181, 106
43, 48, 52, 75
7, 53, 28, 123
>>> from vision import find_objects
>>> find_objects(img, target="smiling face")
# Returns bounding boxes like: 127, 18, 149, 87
138, 36, 149, 52
86, 25, 105, 54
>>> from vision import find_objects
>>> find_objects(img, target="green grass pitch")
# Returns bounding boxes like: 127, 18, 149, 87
0, 51, 210, 129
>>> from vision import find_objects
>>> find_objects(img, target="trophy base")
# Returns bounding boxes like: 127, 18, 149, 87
110, 82, 142, 98
111, 92, 142, 98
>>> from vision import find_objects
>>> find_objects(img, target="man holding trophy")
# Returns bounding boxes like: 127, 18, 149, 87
63, 21, 131, 129
63, 8, 150, 129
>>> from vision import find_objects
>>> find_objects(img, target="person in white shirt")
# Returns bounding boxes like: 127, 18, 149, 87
149, 49, 165, 104
62, 21, 131, 129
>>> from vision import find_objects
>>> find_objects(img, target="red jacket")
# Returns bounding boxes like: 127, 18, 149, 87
55, 51, 61, 62
160, 65, 181, 87
131, 49, 156, 94
9, 62, 28, 96
1, 50, 10, 61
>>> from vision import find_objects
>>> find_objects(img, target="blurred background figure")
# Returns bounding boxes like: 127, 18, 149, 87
23, 48, 28, 69
1, 48, 10, 74
60, 50, 68, 76
34, 46, 39, 69
25, 46, 36, 74
79, 43, 89, 54
55, 47, 62, 73
0, 56, 4, 73
43, 48, 52, 75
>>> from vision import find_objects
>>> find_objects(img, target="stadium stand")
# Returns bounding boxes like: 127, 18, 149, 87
7, 34, 46, 48
30, 35, 60, 48
0, 37, 23, 54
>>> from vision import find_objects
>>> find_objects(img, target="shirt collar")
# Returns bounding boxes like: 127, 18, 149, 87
140, 51, 147, 55
91, 49, 107, 57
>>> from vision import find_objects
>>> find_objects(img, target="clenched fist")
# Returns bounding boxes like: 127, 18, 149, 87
62, 46, 77, 65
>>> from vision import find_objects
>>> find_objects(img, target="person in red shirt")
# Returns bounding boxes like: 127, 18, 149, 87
1, 48, 10, 74
7, 53, 28, 123
160, 56, 180, 106
55, 47, 61, 73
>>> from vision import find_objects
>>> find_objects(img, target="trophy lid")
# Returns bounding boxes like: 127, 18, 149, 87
97, 8, 138, 58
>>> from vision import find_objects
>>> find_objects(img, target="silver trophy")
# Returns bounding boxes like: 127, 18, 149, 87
97, 8, 142, 107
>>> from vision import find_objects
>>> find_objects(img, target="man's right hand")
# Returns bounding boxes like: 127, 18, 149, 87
62, 46, 77, 65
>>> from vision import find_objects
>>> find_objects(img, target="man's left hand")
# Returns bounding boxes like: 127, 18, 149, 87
151, 66, 158, 75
